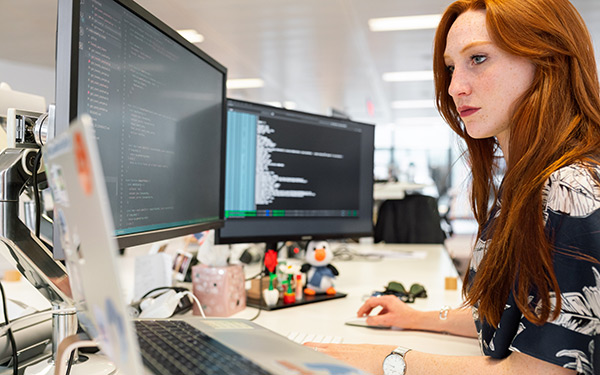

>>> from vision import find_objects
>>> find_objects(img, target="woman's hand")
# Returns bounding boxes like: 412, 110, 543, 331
357, 295, 421, 329
304, 342, 394, 375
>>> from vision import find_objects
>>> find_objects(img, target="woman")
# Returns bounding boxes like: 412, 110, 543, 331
307, 0, 600, 374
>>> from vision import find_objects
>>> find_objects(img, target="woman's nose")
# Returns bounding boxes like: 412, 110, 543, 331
448, 68, 471, 98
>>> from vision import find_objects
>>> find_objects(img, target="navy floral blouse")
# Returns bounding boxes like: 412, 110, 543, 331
469, 163, 600, 374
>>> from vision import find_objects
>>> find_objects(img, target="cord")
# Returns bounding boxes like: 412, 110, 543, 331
140, 286, 180, 300
65, 349, 75, 375
180, 292, 205, 319
245, 269, 263, 281
0, 282, 18, 375
32, 151, 43, 238
248, 249, 267, 321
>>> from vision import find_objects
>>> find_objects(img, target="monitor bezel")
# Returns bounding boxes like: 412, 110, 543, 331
55, 0, 227, 250
215, 98, 375, 245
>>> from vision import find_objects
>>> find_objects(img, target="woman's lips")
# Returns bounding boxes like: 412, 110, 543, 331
458, 106, 480, 117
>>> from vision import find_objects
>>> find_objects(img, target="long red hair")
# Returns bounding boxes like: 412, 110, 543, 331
434, 0, 600, 327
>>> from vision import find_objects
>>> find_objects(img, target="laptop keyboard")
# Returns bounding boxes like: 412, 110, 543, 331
135, 320, 273, 375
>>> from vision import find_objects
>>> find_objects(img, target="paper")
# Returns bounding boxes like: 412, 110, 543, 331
133, 253, 172, 301
359, 249, 427, 260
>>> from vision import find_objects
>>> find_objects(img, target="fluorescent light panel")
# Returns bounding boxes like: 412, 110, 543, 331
226, 78, 265, 89
369, 14, 441, 32
176, 29, 204, 44
383, 70, 433, 82
391, 100, 435, 109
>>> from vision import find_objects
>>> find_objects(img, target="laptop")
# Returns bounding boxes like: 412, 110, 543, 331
43, 115, 367, 375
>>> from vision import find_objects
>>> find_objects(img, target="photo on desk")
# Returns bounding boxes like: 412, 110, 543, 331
172, 250, 194, 282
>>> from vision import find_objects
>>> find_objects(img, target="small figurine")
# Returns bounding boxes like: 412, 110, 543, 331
301, 241, 338, 295
279, 262, 301, 304
262, 273, 279, 307
262, 249, 280, 306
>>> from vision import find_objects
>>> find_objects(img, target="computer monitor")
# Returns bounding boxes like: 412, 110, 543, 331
55, 0, 227, 250
216, 99, 375, 250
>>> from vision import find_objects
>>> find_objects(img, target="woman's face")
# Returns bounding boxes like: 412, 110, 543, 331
443, 10, 536, 149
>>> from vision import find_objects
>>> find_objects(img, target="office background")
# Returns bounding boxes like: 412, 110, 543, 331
2, 0, 600, 236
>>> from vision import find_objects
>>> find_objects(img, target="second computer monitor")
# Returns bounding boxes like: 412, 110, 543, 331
217, 99, 375, 246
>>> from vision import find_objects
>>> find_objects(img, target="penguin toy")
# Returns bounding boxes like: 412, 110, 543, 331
301, 241, 339, 295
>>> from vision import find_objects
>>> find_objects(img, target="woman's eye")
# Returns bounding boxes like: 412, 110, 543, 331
471, 55, 487, 65
446, 65, 455, 74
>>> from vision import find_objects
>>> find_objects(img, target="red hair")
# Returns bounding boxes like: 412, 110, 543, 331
434, 0, 600, 327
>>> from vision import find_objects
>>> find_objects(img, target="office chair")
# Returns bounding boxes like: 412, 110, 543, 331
374, 194, 446, 244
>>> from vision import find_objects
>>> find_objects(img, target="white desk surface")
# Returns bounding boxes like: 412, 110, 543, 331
231, 243, 481, 357
0, 242, 481, 361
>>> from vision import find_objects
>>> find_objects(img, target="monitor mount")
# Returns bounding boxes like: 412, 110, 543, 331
0, 107, 115, 374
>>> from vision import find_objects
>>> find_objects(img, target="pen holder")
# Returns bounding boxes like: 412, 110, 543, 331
191, 264, 246, 317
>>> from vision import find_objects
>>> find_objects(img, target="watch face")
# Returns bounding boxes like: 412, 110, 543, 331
383, 353, 406, 375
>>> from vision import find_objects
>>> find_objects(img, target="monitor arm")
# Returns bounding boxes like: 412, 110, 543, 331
0, 108, 80, 370
0, 147, 72, 307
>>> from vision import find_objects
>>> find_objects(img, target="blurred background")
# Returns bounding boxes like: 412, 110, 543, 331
3, 0, 600, 271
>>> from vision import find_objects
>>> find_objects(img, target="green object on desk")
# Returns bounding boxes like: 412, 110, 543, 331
381, 281, 428, 303
385, 281, 407, 294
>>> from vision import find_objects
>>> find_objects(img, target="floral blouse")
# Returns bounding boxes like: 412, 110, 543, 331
469, 163, 600, 374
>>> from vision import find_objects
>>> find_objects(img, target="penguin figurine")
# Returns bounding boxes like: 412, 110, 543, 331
300, 241, 339, 295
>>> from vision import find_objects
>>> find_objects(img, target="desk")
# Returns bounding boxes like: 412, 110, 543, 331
231, 243, 480, 356
1, 242, 480, 374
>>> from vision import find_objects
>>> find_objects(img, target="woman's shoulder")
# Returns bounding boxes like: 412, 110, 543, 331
542, 162, 600, 217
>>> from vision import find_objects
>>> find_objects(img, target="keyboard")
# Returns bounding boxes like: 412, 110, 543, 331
135, 320, 273, 375
287, 331, 343, 344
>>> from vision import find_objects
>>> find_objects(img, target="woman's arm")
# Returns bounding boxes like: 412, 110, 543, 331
306, 343, 576, 375
357, 295, 478, 338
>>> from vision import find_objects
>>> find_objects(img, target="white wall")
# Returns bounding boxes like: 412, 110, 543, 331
0, 59, 54, 104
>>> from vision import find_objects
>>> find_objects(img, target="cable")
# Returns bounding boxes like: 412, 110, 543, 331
65, 349, 75, 375
0, 283, 18, 375
248, 249, 267, 321
245, 269, 264, 282
32, 151, 43, 238
140, 286, 179, 300
180, 292, 205, 319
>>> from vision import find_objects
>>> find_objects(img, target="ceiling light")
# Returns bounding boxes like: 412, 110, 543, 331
283, 101, 297, 110
177, 29, 204, 44
368, 14, 441, 32
391, 100, 436, 109
383, 70, 433, 82
227, 78, 265, 89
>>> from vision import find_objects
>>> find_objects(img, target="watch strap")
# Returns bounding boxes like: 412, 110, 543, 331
391, 346, 411, 357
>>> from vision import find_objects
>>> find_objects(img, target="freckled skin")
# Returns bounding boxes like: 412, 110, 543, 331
443, 10, 536, 159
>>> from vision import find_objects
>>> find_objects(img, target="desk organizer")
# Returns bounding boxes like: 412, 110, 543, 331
246, 292, 347, 311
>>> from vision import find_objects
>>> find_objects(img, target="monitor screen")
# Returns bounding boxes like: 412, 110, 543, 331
55, 0, 227, 250
216, 99, 375, 246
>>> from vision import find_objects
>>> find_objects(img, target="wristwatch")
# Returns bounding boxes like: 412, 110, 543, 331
382, 346, 411, 375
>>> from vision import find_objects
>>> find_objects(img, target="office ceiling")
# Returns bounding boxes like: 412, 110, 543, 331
2, 0, 600, 127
